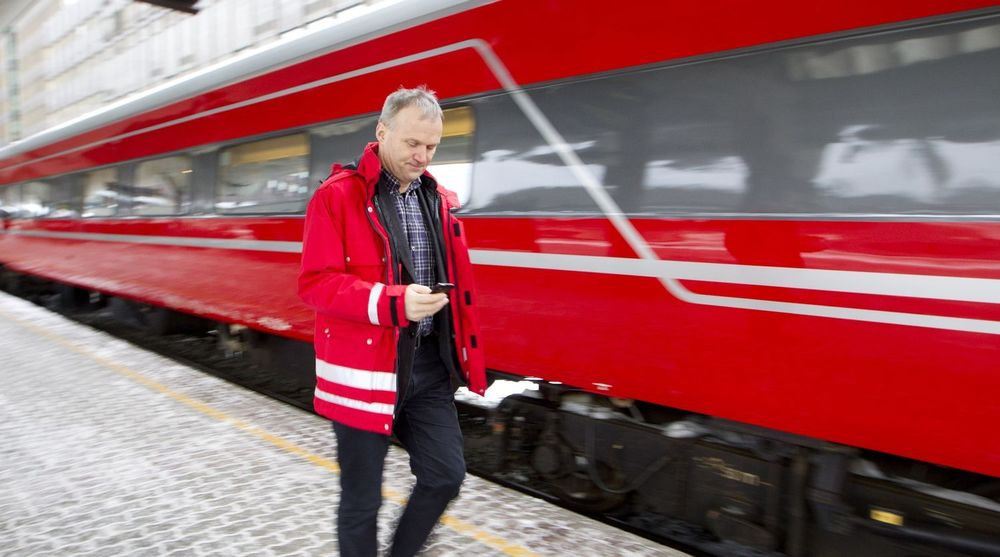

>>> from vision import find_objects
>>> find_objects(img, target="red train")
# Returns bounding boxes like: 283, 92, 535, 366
2, 1, 999, 554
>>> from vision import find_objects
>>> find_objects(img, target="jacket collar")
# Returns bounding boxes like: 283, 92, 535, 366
355, 141, 384, 195
354, 142, 459, 209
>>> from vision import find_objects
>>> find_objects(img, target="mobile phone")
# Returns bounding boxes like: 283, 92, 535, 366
430, 282, 455, 294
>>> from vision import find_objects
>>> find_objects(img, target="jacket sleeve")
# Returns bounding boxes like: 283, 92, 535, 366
297, 185, 409, 328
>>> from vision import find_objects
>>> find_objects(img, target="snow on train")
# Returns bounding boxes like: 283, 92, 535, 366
2, 1, 1000, 555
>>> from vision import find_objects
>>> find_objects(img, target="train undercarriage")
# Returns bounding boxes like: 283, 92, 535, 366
489, 387, 1000, 556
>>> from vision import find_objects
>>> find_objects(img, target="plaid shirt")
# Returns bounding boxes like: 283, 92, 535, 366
382, 170, 435, 336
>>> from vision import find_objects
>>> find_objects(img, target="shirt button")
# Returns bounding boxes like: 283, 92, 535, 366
367, 207, 373, 213
411, 246, 416, 251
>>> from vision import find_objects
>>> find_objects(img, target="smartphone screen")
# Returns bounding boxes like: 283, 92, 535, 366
430, 282, 455, 294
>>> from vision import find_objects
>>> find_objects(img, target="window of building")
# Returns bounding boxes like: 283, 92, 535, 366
131, 156, 193, 216
81, 167, 119, 217
217, 133, 310, 214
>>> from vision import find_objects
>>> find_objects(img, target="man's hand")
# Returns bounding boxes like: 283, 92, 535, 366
404, 283, 449, 322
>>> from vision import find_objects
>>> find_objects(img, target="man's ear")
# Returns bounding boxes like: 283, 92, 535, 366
375, 121, 387, 142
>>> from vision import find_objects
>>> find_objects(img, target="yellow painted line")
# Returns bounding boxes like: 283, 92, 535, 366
0, 307, 541, 557
441, 514, 542, 557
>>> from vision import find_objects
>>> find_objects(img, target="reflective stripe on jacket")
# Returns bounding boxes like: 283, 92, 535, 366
298, 141, 486, 435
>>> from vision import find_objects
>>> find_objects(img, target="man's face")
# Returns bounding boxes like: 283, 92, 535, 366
376, 105, 443, 187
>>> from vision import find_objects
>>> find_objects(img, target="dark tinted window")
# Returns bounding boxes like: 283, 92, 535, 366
130, 156, 193, 216
310, 107, 475, 203
217, 134, 309, 214
0, 184, 20, 216
21, 180, 79, 218
81, 167, 120, 217
21, 181, 52, 217
461, 93, 602, 214
464, 16, 1000, 217
311, 116, 376, 187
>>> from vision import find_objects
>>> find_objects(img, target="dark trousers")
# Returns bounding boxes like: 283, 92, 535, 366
332, 335, 466, 557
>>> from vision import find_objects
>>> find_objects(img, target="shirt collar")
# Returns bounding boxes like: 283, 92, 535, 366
381, 169, 422, 196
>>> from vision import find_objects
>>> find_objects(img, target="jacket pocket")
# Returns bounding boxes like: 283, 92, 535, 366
344, 242, 386, 283
317, 321, 396, 403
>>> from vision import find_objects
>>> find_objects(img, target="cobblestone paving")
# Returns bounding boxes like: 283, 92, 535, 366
0, 292, 686, 556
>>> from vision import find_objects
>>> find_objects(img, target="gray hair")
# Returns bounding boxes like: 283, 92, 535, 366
378, 86, 443, 127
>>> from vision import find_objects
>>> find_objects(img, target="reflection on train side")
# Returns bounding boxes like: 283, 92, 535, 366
461, 18, 1000, 217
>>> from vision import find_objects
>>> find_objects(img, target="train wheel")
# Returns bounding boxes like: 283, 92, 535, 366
54, 284, 91, 312
142, 306, 212, 336
972, 480, 1000, 502
552, 461, 628, 513
216, 323, 252, 358
0, 266, 17, 293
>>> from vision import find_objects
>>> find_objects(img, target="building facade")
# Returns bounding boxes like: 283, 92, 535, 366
0, 0, 382, 146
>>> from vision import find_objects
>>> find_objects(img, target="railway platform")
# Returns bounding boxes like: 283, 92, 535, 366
0, 291, 686, 557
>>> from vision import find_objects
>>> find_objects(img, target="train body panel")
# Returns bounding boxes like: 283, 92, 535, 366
0, 218, 311, 337
465, 217, 1000, 478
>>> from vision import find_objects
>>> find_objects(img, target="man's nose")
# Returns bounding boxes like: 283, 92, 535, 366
413, 148, 429, 164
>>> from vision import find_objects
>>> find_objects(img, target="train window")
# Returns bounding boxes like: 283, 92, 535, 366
462, 93, 603, 215
510, 75, 749, 216
309, 106, 475, 204
81, 167, 120, 217
217, 133, 310, 214
465, 16, 1000, 217
18, 182, 50, 217
427, 106, 475, 206
0, 184, 20, 217
132, 156, 193, 216
20, 180, 79, 218
310, 116, 376, 190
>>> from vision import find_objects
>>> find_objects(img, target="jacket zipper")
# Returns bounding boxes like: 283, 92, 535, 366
369, 193, 405, 426
368, 195, 391, 285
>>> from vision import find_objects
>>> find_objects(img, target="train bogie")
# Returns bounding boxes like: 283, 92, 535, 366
494, 391, 1000, 556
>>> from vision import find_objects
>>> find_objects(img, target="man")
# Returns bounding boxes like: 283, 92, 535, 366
298, 86, 486, 557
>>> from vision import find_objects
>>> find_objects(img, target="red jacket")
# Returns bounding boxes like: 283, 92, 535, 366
298, 142, 486, 435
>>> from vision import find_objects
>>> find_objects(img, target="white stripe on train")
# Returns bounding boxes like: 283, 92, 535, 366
468, 249, 1000, 335
4, 227, 1000, 334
